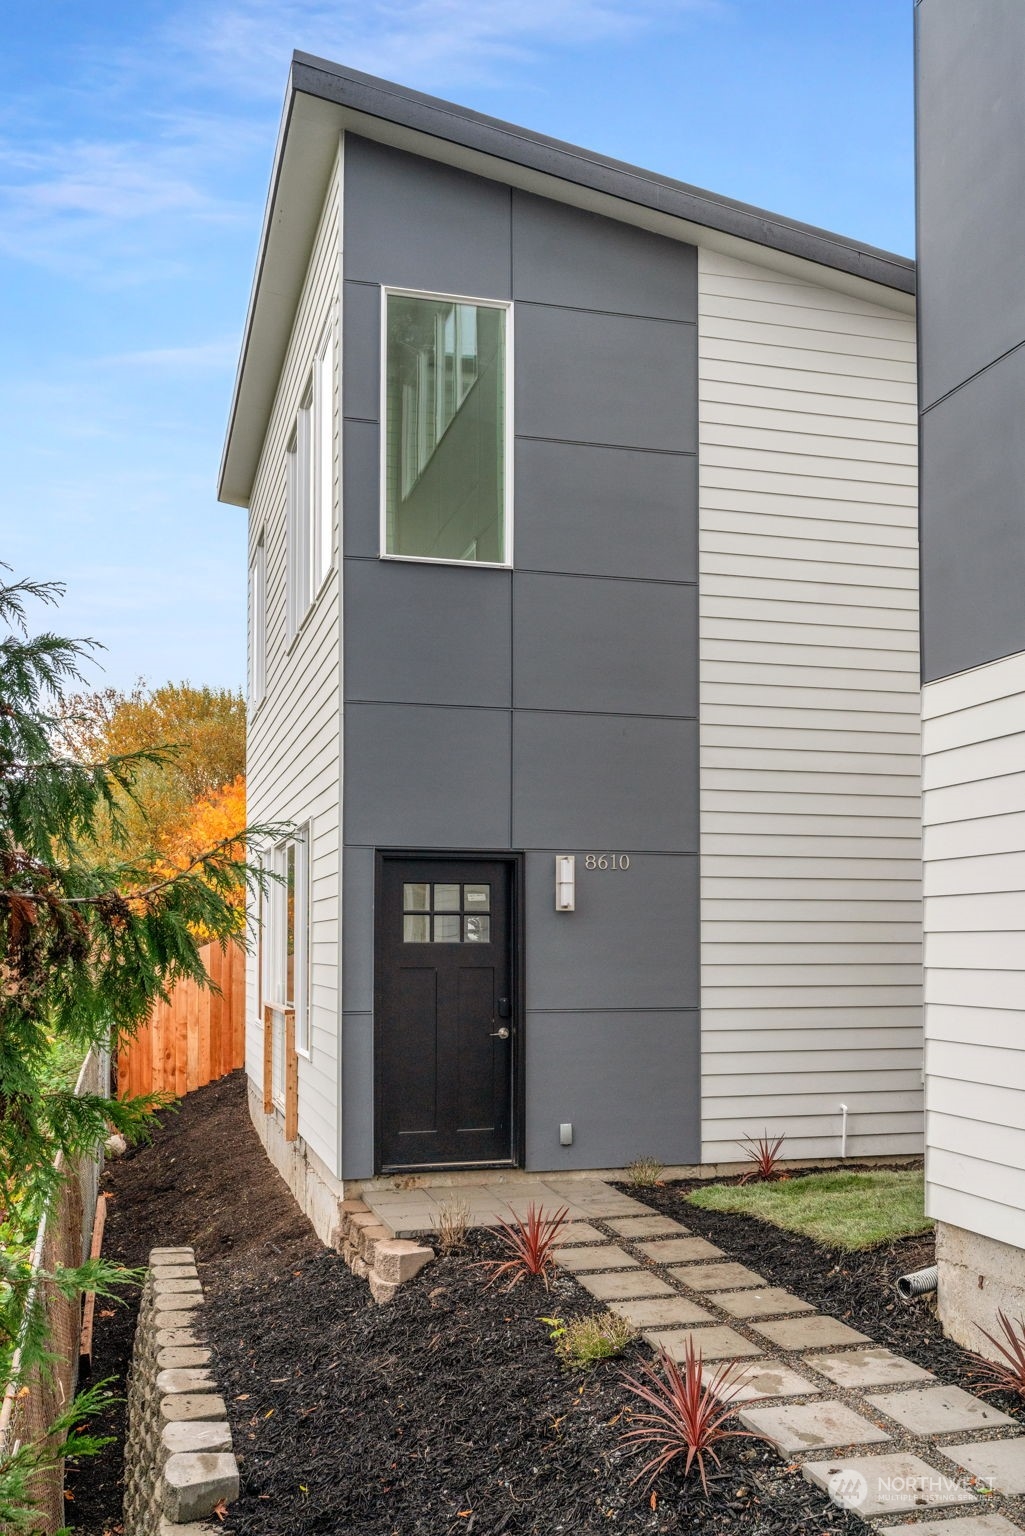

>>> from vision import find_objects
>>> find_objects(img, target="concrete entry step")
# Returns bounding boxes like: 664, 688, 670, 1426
802, 1451, 977, 1520
738, 1399, 890, 1455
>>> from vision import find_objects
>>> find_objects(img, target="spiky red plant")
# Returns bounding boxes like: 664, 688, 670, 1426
737, 1129, 787, 1183
969, 1311, 1025, 1400
478, 1202, 569, 1290
619, 1339, 755, 1493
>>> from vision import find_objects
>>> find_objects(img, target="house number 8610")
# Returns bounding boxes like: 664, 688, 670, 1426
584, 853, 630, 870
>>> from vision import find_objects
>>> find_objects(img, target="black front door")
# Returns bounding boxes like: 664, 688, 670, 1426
376, 856, 516, 1170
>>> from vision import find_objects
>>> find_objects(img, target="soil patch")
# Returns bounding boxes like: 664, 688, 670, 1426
67, 1071, 317, 1534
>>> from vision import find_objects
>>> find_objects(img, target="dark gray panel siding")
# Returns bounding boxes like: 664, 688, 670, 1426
917, 0, 1025, 677
342, 134, 698, 1176
921, 349, 1025, 682
525, 1011, 701, 1169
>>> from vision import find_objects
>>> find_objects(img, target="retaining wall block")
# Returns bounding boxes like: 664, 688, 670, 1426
374, 1240, 434, 1286
123, 1247, 237, 1536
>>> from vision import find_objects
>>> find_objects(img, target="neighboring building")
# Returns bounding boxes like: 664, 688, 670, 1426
916, 1, 1025, 1349
219, 53, 922, 1239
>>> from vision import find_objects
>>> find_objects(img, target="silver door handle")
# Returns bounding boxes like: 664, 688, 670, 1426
490, 1026, 510, 1039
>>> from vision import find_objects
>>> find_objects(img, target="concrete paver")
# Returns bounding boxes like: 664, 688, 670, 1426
806, 1348, 934, 1390
605, 1215, 690, 1238
712, 1286, 815, 1320
726, 1363, 823, 1403
867, 1384, 1018, 1437
668, 1261, 767, 1291
751, 1315, 871, 1350
878, 1515, 1025, 1535
552, 1222, 605, 1246
607, 1295, 715, 1328
635, 1237, 725, 1264
946, 1438, 1025, 1496
644, 1325, 763, 1361
802, 1452, 976, 1519
577, 1269, 675, 1301
555, 1245, 638, 1273
738, 1399, 890, 1454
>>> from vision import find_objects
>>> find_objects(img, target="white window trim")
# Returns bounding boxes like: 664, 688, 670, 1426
248, 529, 266, 709
263, 830, 312, 1063
378, 286, 514, 570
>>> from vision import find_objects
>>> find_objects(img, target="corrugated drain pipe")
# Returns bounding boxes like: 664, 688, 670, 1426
895, 1264, 938, 1302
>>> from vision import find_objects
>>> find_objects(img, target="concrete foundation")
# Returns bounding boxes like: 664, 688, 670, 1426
937, 1220, 1025, 1358
247, 1082, 344, 1245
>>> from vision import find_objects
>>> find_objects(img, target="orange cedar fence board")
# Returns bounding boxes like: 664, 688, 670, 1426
118, 941, 246, 1099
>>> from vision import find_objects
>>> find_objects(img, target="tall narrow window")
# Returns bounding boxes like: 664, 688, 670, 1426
249, 530, 266, 707
313, 329, 335, 588
383, 291, 510, 564
267, 831, 310, 1058
286, 392, 312, 638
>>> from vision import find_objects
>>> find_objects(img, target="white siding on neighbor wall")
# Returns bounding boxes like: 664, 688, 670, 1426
246, 142, 342, 1176
923, 650, 1025, 1250
697, 246, 922, 1163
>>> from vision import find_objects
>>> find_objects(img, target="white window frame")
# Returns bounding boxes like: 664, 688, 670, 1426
285, 399, 311, 640
248, 529, 266, 708
263, 829, 311, 1062
313, 324, 335, 592
379, 286, 514, 569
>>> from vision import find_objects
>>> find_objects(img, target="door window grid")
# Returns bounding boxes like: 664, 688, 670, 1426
403, 882, 491, 944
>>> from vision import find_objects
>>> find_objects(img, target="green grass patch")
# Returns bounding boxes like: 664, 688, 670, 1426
687, 1169, 931, 1251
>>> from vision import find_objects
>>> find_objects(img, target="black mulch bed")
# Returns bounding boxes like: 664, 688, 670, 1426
616, 1173, 1025, 1420
68, 1074, 865, 1536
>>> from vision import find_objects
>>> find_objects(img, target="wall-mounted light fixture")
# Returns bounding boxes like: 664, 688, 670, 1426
555, 854, 575, 912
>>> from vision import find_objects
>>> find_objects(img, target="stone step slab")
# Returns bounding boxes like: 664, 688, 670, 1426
866, 1383, 1018, 1437
738, 1399, 891, 1455
556, 1245, 639, 1273
608, 1296, 715, 1329
726, 1363, 823, 1403
160, 1394, 228, 1424
806, 1347, 935, 1390
878, 1514, 1025, 1535
945, 1437, 1025, 1497
605, 1215, 690, 1238
643, 1325, 763, 1361
636, 1237, 724, 1264
712, 1286, 816, 1320
577, 1269, 675, 1301
162, 1451, 239, 1524
802, 1451, 976, 1520
668, 1261, 768, 1292
751, 1314, 871, 1350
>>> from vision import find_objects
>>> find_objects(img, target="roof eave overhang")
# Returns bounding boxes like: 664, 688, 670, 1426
218, 53, 916, 508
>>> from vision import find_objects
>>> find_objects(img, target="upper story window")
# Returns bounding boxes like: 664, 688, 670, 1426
382, 290, 511, 566
263, 829, 311, 1058
248, 529, 266, 707
287, 325, 335, 638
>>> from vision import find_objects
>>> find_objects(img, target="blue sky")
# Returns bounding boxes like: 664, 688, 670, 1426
2, 0, 914, 691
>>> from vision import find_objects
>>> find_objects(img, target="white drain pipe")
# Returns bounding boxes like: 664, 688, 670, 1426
840, 1102, 849, 1160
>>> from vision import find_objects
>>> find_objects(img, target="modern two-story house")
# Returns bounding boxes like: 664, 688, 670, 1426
219, 53, 922, 1240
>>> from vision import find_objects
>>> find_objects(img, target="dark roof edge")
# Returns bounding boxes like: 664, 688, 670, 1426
293, 52, 915, 295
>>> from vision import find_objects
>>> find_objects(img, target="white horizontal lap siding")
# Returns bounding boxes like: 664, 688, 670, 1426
922, 651, 1025, 1248
697, 246, 922, 1163
246, 143, 342, 1175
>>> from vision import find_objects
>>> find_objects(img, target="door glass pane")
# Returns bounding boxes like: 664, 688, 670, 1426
385, 294, 506, 563
433, 914, 461, 943
433, 883, 460, 911
403, 914, 430, 943
403, 883, 429, 912
464, 914, 490, 943
463, 884, 490, 911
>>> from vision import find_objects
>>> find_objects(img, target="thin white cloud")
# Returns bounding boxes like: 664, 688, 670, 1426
171, 0, 717, 95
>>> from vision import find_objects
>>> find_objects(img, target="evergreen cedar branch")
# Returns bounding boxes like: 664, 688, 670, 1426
0, 571, 282, 1531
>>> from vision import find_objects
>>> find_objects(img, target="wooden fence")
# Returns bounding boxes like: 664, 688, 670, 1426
117, 940, 245, 1098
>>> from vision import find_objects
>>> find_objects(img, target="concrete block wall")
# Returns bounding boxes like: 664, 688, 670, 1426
123, 1247, 238, 1535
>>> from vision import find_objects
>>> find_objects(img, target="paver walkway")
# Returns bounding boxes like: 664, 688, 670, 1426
364, 1175, 1025, 1532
